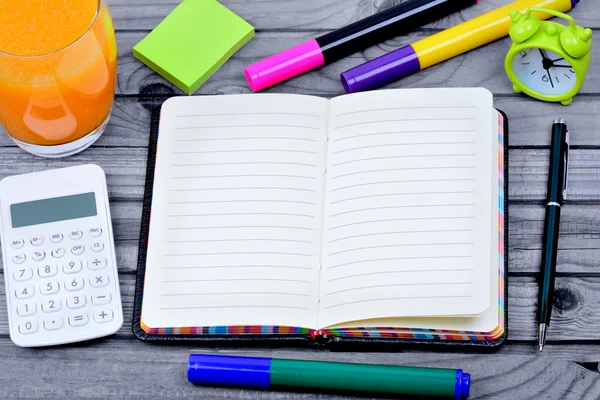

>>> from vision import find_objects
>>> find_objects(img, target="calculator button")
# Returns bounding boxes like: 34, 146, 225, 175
19, 320, 38, 334
71, 244, 85, 256
12, 254, 26, 264
15, 285, 34, 299
43, 317, 64, 331
17, 302, 36, 317
42, 298, 62, 313
30, 236, 44, 246
90, 273, 109, 288
51, 248, 66, 258
13, 267, 33, 282
50, 232, 63, 243
32, 250, 46, 262
11, 239, 24, 249
92, 293, 111, 306
91, 242, 104, 253
69, 230, 83, 240
88, 257, 107, 270
38, 264, 58, 278
63, 260, 83, 274
89, 227, 103, 237
67, 294, 86, 309
40, 281, 60, 295
69, 313, 89, 327
93, 309, 114, 323
65, 277, 85, 292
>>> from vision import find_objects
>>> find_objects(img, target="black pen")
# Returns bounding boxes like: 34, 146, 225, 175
538, 119, 570, 352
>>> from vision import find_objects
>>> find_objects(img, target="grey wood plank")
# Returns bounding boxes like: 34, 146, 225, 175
4, 96, 600, 148
106, 0, 600, 31
0, 147, 599, 201
0, 338, 599, 399
110, 31, 600, 97
1, 275, 599, 341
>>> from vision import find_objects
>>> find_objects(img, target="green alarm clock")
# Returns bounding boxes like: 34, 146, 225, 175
505, 8, 592, 106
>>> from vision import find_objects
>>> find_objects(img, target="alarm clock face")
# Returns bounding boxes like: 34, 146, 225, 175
512, 48, 577, 96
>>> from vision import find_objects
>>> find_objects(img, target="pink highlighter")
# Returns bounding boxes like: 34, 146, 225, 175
244, 0, 479, 92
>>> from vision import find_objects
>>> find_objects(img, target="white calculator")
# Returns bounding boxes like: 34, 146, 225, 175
0, 164, 123, 347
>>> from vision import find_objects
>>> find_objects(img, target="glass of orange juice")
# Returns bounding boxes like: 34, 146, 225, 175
0, 0, 117, 157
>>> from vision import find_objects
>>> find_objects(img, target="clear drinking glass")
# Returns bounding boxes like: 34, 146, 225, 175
0, 0, 117, 158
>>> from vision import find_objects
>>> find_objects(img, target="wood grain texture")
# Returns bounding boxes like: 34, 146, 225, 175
106, 0, 600, 31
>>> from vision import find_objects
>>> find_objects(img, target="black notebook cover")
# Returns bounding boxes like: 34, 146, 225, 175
133, 105, 509, 349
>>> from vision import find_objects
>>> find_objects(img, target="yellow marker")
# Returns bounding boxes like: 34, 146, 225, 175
341, 0, 578, 93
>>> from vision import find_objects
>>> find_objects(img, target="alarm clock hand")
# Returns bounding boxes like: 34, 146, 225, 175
546, 70, 554, 88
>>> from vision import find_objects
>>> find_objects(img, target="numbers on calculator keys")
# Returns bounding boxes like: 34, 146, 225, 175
40, 281, 60, 295
17, 302, 36, 317
65, 277, 85, 292
63, 260, 83, 274
13, 268, 33, 282
19, 320, 38, 335
42, 298, 62, 313
15, 285, 34, 299
38, 264, 58, 278
67, 294, 86, 309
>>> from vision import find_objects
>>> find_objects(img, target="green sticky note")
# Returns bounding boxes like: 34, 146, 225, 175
133, 0, 254, 95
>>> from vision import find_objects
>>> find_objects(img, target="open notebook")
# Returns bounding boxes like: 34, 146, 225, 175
134, 88, 507, 346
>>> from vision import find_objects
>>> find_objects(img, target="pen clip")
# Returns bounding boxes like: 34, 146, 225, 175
563, 129, 570, 201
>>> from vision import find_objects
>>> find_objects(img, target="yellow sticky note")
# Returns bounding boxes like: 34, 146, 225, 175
133, 0, 254, 94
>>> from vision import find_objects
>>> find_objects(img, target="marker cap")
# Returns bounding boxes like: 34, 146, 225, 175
455, 370, 471, 400
188, 354, 271, 389
340, 45, 421, 93
244, 39, 325, 92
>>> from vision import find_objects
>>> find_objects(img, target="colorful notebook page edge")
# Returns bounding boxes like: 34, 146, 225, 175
140, 112, 506, 340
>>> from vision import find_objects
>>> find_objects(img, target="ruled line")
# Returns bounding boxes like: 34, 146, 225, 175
161, 292, 310, 297
164, 252, 312, 257
329, 216, 475, 230
169, 200, 316, 205
328, 256, 473, 270
331, 179, 475, 192
175, 124, 319, 130
162, 278, 312, 283
330, 191, 476, 205
171, 162, 317, 167
160, 305, 311, 310
328, 229, 474, 243
169, 187, 315, 192
332, 154, 475, 167
171, 174, 316, 180
175, 137, 319, 143
167, 212, 314, 218
166, 239, 313, 244
333, 106, 477, 118
325, 295, 472, 309
332, 130, 476, 142
328, 242, 474, 256
173, 149, 318, 155
166, 226, 314, 231
329, 204, 474, 218
334, 118, 476, 130
325, 269, 473, 282
331, 167, 476, 179
332, 142, 476, 154
162, 265, 312, 270
177, 112, 320, 118
325, 281, 474, 296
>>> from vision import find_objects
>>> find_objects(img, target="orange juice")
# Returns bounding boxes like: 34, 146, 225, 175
0, 0, 117, 156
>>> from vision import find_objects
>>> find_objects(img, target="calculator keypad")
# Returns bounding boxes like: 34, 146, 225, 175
6, 225, 119, 344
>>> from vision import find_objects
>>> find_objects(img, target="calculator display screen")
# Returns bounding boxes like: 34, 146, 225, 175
10, 192, 97, 228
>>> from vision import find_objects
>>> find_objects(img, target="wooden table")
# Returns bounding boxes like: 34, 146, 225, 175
2, 0, 600, 398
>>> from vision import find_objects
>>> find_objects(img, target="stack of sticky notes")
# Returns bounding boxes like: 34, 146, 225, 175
133, 0, 254, 95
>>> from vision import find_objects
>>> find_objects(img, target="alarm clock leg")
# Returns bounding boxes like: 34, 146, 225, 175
561, 98, 573, 106
512, 84, 522, 94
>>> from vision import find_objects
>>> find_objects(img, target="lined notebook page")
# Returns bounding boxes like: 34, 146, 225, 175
318, 88, 494, 328
142, 94, 329, 330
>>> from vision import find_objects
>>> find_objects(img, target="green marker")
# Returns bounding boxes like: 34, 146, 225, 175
188, 354, 470, 399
